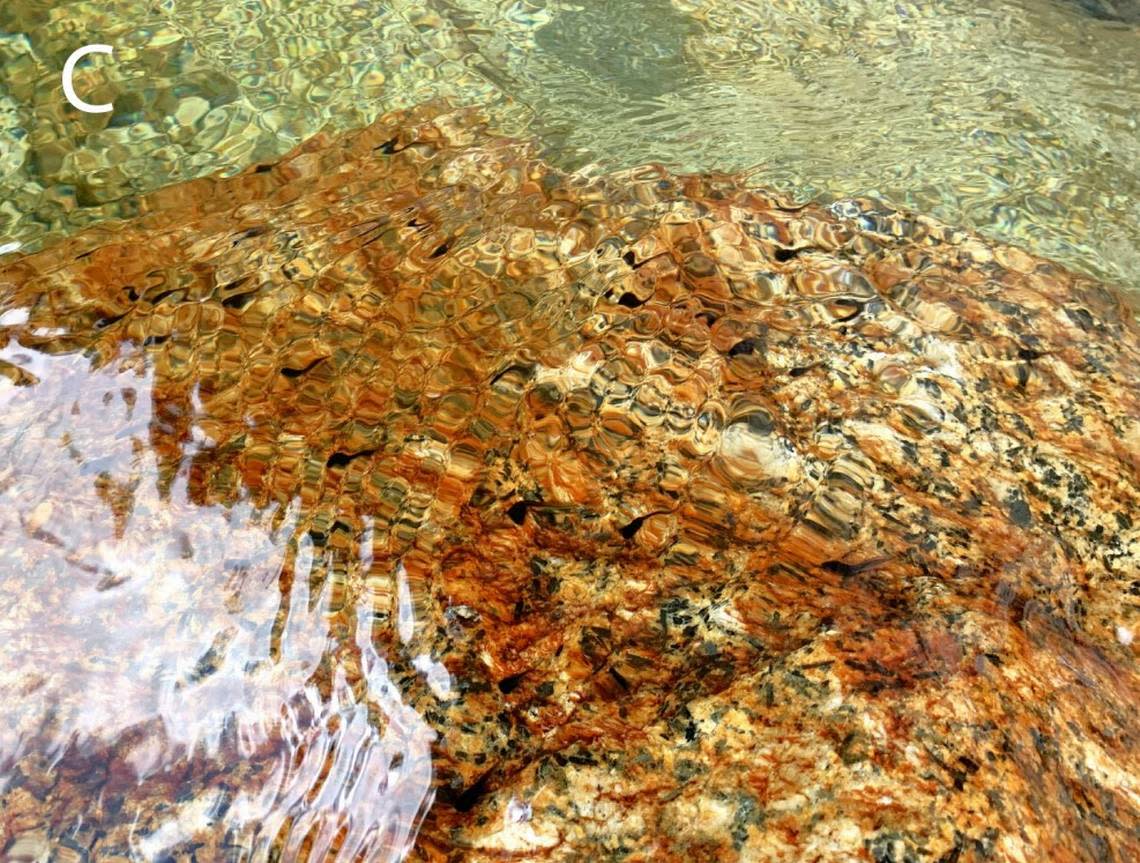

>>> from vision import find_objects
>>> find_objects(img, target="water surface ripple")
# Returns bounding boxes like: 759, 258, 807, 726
0, 0, 1137, 285
1, 103, 1138, 860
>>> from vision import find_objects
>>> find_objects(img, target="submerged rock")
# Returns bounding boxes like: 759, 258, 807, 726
0, 104, 1138, 861
1068, 0, 1140, 23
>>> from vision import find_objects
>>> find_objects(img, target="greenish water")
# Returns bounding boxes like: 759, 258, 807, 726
0, 0, 1137, 286
1, 4, 1139, 860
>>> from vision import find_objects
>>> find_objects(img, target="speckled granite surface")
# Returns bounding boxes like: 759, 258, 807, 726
0, 105, 1138, 862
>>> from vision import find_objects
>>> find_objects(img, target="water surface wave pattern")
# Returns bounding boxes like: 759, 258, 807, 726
0, 103, 1138, 861
0, 0, 1138, 285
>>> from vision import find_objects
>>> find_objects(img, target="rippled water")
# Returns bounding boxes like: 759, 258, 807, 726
0, 0, 1137, 284
0, 347, 438, 858
0, 3, 1139, 862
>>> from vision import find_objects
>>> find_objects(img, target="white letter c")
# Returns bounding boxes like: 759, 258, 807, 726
63, 45, 114, 114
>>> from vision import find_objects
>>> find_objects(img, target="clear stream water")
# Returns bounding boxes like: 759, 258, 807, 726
0, 0, 1138, 286
0, 2, 1138, 861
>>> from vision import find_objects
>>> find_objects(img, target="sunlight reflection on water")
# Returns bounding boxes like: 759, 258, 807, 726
0, 342, 435, 861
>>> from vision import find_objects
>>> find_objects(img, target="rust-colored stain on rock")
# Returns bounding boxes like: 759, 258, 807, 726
0, 105, 1138, 861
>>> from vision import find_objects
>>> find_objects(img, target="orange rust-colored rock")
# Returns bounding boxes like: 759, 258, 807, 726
0, 104, 1138, 862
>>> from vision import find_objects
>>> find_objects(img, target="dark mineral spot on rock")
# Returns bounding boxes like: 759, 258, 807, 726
1006, 492, 1034, 528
